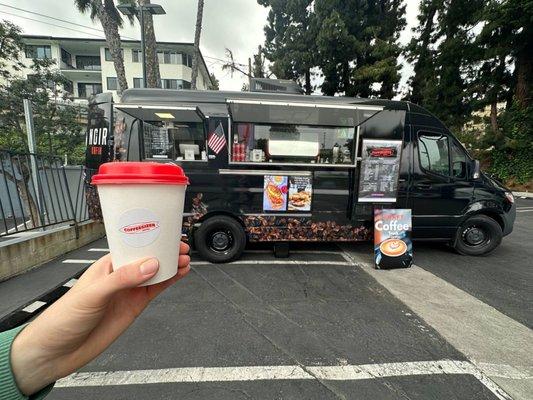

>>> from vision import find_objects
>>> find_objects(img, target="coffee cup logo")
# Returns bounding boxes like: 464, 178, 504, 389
379, 238, 407, 257
118, 208, 161, 248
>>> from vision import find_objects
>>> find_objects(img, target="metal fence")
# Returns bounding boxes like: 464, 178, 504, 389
0, 150, 89, 237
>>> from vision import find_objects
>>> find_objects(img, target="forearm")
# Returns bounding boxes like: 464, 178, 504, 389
10, 324, 56, 397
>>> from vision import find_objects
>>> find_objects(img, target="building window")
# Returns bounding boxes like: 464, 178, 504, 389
160, 79, 191, 90
132, 49, 142, 62
64, 80, 73, 94
156, 50, 183, 64
27, 74, 56, 90
232, 123, 355, 165
133, 78, 144, 88
161, 79, 177, 89
78, 82, 102, 98
185, 54, 193, 67
25, 45, 51, 59
106, 77, 118, 91
60, 48, 72, 67
76, 55, 101, 70
104, 48, 123, 62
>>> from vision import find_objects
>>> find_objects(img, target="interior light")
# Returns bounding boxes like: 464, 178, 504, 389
155, 112, 175, 119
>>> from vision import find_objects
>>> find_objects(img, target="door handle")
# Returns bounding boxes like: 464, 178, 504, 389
414, 183, 432, 190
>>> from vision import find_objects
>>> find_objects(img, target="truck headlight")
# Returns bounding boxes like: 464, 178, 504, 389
505, 192, 514, 204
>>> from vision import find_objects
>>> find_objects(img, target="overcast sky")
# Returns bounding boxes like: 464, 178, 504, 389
0, 0, 420, 95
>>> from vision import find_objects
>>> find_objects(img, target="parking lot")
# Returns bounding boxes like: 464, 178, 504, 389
0, 199, 531, 399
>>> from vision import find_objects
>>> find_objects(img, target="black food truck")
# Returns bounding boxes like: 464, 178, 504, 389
85, 89, 516, 263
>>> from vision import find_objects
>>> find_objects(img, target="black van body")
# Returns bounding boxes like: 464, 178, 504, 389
85, 89, 516, 262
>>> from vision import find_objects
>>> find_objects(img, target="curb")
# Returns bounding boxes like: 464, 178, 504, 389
0, 268, 88, 331
512, 191, 533, 199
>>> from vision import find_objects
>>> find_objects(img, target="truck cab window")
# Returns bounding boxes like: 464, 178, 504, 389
451, 140, 468, 179
143, 121, 206, 161
232, 123, 354, 165
418, 133, 450, 176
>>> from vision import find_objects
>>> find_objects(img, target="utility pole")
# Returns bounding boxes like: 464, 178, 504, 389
23, 99, 45, 228
248, 57, 253, 91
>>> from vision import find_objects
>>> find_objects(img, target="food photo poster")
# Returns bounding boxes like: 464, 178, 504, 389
263, 175, 288, 211
288, 176, 312, 211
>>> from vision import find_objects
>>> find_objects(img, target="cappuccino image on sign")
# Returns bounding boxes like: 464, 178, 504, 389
374, 209, 412, 269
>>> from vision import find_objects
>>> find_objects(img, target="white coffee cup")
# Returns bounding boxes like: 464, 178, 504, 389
92, 162, 189, 286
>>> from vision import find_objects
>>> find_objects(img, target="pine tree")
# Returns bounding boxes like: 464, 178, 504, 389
257, 0, 317, 94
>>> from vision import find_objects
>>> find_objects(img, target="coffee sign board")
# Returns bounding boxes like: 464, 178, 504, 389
374, 208, 412, 269
358, 139, 402, 203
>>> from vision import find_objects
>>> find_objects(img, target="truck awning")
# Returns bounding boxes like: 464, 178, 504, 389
227, 99, 382, 127
115, 104, 205, 123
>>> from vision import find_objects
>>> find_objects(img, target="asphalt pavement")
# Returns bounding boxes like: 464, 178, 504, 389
0, 202, 531, 399
413, 198, 533, 328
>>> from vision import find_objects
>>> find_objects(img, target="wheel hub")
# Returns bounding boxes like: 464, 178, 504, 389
464, 226, 486, 246
211, 231, 231, 251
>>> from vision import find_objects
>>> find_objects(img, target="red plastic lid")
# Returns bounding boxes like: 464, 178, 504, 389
92, 162, 189, 185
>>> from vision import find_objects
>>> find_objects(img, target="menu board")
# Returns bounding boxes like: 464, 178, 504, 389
374, 209, 412, 269
263, 175, 313, 212
358, 139, 402, 203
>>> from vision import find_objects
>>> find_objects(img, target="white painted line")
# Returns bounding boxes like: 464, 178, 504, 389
516, 210, 533, 213
191, 260, 351, 266
55, 359, 517, 399
63, 279, 78, 288
22, 300, 47, 313
340, 248, 532, 399
88, 248, 109, 252
516, 206, 533, 210
62, 259, 97, 264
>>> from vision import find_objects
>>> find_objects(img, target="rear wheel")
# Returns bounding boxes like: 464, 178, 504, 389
453, 215, 502, 256
194, 215, 246, 263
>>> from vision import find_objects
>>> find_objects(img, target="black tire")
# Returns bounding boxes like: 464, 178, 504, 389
194, 215, 246, 263
453, 215, 502, 256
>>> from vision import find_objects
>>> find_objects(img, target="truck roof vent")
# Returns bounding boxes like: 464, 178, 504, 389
250, 78, 304, 94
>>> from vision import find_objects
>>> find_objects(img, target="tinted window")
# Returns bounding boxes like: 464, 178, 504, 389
418, 133, 450, 176
359, 110, 405, 140
451, 140, 467, 179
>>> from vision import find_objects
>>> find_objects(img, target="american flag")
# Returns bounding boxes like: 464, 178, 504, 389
207, 123, 226, 154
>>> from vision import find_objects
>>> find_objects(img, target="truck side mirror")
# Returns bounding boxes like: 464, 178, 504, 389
472, 160, 481, 180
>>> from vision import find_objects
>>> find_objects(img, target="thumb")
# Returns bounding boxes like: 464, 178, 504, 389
92, 258, 159, 302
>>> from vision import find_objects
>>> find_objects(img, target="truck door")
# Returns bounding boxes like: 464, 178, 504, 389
409, 127, 474, 239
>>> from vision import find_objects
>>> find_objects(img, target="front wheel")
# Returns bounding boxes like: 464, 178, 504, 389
194, 215, 246, 263
453, 215, 502, 256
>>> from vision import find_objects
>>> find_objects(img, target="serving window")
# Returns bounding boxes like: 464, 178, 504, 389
143, 121, 206, 161
231, 123, 355, 165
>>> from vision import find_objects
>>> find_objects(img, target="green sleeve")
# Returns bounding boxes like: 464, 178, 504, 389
0, 325, 55, 400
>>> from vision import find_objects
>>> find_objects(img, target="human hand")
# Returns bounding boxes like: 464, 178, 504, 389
10, 241, 191, 396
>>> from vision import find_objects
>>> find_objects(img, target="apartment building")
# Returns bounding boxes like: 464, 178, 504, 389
9, 35, 213, 102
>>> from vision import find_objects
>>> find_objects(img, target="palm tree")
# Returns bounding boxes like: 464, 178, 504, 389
190, 0, 204, 90
74, 0, 131, 94
137, 0, 162, 88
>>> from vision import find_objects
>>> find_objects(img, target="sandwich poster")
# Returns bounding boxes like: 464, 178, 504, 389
263, 175, 288, 211
288, 176, 312, 211
374, 208, 413, 269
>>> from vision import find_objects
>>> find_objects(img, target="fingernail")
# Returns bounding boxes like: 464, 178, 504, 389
140, 258, 159, 275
